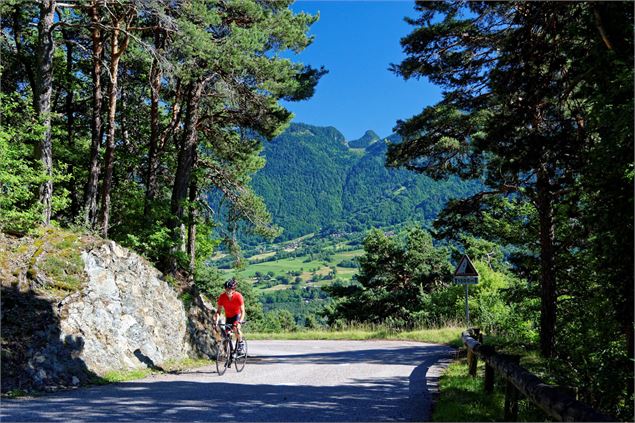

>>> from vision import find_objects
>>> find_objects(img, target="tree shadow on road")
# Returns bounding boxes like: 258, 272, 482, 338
250, 344, 453, 367
2, 378, 424, 422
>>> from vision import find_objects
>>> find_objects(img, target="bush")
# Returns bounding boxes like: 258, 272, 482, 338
255, 310, 298, 332
337, 259, 358, 268
0, 94, 69, 233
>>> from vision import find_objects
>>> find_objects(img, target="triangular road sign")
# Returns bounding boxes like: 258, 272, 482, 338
454, 254, 479, 277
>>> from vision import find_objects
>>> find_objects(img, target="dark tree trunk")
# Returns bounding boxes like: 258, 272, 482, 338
62, 26, 80, 218
85, 1, 104, 227
187, 179, 198, 273
144, 28, 164, 214
120, 81, 134, 180
34, 0, 56, 225
98, 19, 120, 237
537, 168, 557, 358
64, 38, 74, 148
166, 78, 205, 273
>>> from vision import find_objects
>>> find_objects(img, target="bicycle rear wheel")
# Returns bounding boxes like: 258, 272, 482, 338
216, 340, 231, 375
235, 339, 247, 372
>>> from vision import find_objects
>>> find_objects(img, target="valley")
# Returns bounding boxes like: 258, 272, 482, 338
214, 231, 367, 325
210, 122, 481, 326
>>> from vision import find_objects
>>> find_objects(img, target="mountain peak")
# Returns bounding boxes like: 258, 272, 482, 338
348, 130, 380, 149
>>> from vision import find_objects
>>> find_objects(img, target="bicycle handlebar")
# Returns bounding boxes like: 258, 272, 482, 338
217, 320, 247, 328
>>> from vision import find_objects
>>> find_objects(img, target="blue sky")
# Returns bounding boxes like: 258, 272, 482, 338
281, 0, 442, 141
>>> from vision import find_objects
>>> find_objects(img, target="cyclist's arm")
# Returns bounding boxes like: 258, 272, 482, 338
214, 304, 223, 322
239, 303, 246, 323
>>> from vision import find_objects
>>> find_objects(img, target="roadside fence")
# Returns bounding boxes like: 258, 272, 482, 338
462, 328, 615, 422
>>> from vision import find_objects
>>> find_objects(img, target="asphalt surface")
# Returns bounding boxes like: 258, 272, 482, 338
1, 340, 455, 422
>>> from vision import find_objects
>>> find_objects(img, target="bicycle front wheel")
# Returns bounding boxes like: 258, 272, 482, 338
235, 339, 247, 372
216, 340, 231, 376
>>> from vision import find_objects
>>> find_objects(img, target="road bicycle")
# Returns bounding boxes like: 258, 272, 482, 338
216, 322, 248, 375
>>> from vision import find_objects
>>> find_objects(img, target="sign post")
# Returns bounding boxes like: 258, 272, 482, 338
453, 254, 479, 327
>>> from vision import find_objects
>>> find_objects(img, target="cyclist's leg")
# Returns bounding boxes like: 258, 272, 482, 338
228, 314, 242, 342
235, 338, 247, 371
235, 321, 243, 342
231, 315, 246, 354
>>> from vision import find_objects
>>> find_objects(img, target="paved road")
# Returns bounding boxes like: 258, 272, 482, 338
1, 340, 455, 422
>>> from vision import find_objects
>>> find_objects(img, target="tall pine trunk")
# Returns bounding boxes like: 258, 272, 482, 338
34, 0, 56, 225
85, 1, 104, 227
537, 168, 557, 358
99, 16, 130, 237
166, 78, 205, 273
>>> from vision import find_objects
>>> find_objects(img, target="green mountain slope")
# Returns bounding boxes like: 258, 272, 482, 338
249, 123, 479, 242
348, 130, 380, 149
250, 124, 353, 237
342, 139, 478, 231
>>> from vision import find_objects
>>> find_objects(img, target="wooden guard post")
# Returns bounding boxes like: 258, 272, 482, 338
466, 328, 482, 376
500, 353, 521, 421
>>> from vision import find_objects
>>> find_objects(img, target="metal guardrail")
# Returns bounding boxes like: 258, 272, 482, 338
461, 328, 615, 422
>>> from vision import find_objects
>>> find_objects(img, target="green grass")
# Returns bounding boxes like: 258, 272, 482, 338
238, 257, 327, 275
247, 324, 463, 347
331, 248, 364, 261
229, 257, 360, 285
98, 357, 214, 384
432, 359, 549, 422
101, 368, 153, 383
5, 389, 29, 398
20, 227, 89, 298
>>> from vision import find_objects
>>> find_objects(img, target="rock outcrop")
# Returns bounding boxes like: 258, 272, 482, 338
58, 241, 190, 374
1, 230, 216, 393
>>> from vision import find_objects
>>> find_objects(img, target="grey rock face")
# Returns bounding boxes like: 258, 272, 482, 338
57, 241, 191, 374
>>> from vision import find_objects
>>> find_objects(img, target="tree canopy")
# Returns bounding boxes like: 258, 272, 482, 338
324, 227, 453, 328
0, 0, 324, 278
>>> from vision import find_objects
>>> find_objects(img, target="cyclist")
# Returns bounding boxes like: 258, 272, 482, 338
213, 278, 246, 354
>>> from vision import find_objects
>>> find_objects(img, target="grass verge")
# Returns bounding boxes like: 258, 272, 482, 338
432, 358, 548, 422
5, 389, 29, 398
247, 325, 463, 348
97, 357, 214, 384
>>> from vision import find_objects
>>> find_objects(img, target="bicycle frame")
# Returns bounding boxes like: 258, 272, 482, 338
218, 324, 239, 357
216, 322, 247, 374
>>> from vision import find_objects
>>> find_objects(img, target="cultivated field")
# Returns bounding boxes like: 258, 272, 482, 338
224, 248, 364, 290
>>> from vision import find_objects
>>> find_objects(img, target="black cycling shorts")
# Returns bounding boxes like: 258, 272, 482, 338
226, 314, 241, 326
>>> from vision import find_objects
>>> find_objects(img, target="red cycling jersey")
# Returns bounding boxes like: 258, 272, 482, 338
217, 292, 244, 318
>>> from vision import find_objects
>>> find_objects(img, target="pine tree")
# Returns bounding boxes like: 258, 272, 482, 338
162, 0, 325, 273
388, 1, 633, 360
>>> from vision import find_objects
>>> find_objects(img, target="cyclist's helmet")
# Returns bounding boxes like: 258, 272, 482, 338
224, 278, 238, 290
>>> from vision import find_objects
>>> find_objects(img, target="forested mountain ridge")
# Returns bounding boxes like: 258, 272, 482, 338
348, 130, 380, 149
247, 123, 351, 239
249, 123, 480, 242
